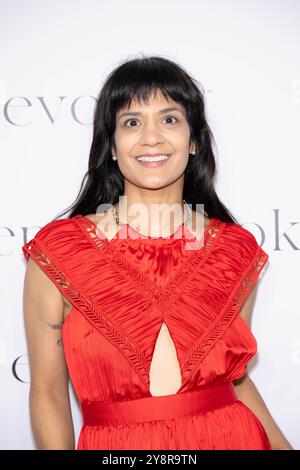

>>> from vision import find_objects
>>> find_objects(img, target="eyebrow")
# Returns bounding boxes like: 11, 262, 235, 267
117, 107, 185, 120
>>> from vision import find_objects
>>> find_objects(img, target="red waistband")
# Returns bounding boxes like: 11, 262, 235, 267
80, 382, 238, 426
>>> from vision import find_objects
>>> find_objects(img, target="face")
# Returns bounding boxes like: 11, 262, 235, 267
112, 90, 196, 190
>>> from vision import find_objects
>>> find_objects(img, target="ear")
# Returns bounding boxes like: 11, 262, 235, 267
111, 135, 117, 156
111, 145, 116, 158
189, 141, 196, 155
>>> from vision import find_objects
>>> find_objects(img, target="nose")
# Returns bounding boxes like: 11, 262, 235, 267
139, 120, 165, 147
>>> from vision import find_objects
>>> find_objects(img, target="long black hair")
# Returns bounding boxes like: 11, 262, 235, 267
54, 55, 239, 224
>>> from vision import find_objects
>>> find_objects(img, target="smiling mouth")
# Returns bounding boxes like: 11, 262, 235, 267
135, 154, 171, 168
135, 154, 171, 161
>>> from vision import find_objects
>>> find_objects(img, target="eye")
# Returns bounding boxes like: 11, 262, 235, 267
163, 115, 179, 124
124, 118, 139, 127
123, 115, 179, 127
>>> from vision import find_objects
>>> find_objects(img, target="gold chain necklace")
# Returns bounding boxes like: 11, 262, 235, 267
111, 200, 192, 237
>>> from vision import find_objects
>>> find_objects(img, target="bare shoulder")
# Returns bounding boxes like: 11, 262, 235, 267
84, 211, 122, 241
84, 211, 118, 231
84, 212, 109, 224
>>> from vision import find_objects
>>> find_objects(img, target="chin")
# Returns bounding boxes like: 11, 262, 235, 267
138, 178, 177, 191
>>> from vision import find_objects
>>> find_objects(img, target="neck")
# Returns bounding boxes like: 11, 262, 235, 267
113, 199, 190, 238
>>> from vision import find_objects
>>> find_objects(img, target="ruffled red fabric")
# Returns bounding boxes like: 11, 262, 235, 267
22, 215, 272, 450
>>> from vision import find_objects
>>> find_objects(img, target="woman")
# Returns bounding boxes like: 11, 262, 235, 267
22, 56, 293, 450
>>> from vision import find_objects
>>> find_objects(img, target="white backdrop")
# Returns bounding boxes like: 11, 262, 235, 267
0, 0, 299, 450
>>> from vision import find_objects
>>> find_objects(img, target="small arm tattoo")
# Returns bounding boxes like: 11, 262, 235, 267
46, 321, 63, 330
46, 321, 64, 347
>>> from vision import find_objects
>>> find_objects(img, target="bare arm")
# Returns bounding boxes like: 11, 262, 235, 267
23, 257, 75, 450
233, 374, 293, 450
233, 284, 294, 450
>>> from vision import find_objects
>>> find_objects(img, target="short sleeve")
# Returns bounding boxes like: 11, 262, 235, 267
22, 218, 68, 263
21, 218, 77, 301
233, 229, 269, 312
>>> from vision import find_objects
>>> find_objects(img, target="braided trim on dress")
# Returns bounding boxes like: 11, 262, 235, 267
160, 220, 225, 306
22, 237, 150, 388
180, 244, 269, 387
74, 215, 223, 307
73, 215, 160, 302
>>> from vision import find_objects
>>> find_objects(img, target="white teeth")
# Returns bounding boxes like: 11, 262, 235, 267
137, 154, 170, 162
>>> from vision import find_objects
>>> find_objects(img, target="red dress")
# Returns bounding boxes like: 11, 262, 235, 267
22, 214, 272, 450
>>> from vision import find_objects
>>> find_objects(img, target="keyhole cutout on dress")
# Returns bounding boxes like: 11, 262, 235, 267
149, 322, 182, 396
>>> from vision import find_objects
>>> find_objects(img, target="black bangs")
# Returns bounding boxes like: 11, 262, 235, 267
103, 56, 202, 132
